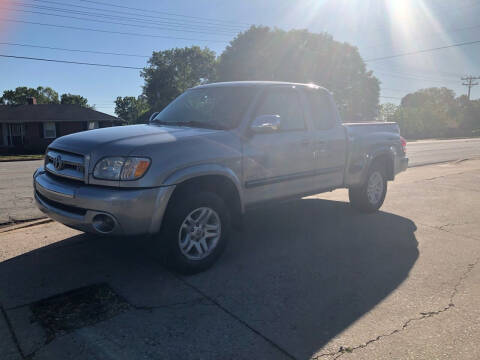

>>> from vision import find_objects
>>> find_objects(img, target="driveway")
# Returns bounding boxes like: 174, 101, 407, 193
1, 159, 479, 359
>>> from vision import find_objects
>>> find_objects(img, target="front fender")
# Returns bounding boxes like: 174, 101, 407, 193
162, 163, 245, 213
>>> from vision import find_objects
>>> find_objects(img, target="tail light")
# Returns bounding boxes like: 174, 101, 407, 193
400, 136, 407, 154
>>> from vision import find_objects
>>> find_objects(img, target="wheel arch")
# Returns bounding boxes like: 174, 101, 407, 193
163, 164, 244, 222
368, 149, 395, 181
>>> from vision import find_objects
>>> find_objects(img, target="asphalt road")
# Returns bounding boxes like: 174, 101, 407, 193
407, 137, 480, 166
1, 159, 479, 359
0, 137, 479, 224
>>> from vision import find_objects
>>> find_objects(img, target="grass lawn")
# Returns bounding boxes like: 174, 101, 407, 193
0, 154, 44, 162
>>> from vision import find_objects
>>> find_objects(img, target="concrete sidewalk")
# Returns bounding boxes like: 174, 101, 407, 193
1, 160, 479, 359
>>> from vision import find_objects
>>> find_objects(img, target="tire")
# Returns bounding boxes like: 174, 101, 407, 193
156, 191, 231, 274
349, 162, 388, 213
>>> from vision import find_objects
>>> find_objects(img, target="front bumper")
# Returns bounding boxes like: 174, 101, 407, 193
33, 168, 175, 235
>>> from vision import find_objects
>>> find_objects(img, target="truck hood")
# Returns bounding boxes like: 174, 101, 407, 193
49, 124, 220, 156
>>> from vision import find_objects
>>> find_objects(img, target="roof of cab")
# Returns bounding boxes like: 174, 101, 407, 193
193, 81, 327, 91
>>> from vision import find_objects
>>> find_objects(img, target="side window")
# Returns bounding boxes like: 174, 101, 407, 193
306, 90, 336, 130
255, 89, 305, 131
88, 121, 99, 130
43, 122, 57, 138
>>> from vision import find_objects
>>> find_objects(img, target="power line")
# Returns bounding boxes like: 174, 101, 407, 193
374, 70, 460, 85
66, 0, 250, 26
365, 39, 480, 62
0, 54, 143, 69
0, 52, 464, 91
30, 0, 248, 29
0, 18, 230, 43
0, 41, 149, 58
372, 64, 463, 80
461, 75, 480, 99
9, 1, 244, 33
3, 6, 239, 36
361, 23, 480, 52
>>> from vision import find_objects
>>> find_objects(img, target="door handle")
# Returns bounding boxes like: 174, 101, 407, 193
313, 141, 327, 156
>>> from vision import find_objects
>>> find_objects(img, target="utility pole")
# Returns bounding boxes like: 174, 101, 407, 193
461, 76, 480, 100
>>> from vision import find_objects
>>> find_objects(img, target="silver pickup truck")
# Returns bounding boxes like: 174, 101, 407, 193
34, 81, 408, 273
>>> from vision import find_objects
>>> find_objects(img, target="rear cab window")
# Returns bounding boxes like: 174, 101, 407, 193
304, 89, 337, 130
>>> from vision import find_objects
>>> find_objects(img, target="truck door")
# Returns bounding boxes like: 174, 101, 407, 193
302, 88, 347, 190
243, 87, 317, 204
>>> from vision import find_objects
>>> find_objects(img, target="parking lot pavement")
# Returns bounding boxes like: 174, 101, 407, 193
1, 137, 479, 226
0, 159, 479, 359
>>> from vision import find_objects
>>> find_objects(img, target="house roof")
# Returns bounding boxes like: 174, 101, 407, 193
0, 104, 122, 123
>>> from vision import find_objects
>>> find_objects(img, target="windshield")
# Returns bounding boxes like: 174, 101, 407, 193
151, 86, 256, 130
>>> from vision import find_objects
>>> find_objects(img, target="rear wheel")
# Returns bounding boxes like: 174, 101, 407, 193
156, 191, 230, 274
349, 163, 387, 213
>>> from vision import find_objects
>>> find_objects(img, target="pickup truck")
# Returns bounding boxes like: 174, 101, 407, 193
34, 81, 408, 273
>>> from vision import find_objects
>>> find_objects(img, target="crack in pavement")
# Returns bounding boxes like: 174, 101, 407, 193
312, 257, 480, 359
418, 221, 480, 243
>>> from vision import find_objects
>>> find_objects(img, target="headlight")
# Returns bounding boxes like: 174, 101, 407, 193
93, 157, 150, 180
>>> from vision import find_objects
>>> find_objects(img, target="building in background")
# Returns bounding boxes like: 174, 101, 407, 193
0, 98, 122, 154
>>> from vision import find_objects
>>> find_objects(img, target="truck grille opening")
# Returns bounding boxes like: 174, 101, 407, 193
45, 148, 85, 182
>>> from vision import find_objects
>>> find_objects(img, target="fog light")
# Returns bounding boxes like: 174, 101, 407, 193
92, 214, 116, 234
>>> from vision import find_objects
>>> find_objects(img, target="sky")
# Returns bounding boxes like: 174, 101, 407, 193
1, 0, 480, 116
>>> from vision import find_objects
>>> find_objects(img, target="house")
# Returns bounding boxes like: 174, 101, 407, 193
0, 98, 123, 154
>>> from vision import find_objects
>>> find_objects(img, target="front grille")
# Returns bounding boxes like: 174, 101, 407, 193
45, 149, 85, 182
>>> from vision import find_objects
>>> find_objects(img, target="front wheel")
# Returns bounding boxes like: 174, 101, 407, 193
156, 191, 230, 274
349, 164, 387, 213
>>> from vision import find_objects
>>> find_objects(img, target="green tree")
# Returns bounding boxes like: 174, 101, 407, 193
216, 26, 380, 122
454, 95, 480, 136
114, 96, 149, 124
401, 87, 456, 115
141, 46, 216, 111
0, 86, 59, 105
60, 93, 91, 108
395, 88, 459, 139
378, 103, 398, 122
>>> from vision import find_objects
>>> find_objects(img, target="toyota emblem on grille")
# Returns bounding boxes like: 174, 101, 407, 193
53, 155, 64, 170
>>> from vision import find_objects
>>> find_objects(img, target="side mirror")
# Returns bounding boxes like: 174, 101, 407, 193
250, 115, 281, 133
149, 112, 159, 123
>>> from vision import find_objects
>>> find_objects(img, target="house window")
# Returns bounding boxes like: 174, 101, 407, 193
88, 121, 99, 130
4, 123, 25, 146
43, 122, 57, 139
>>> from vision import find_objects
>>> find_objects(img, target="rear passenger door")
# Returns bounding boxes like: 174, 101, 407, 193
243, 87, 317, 205
302, 88, 346, 189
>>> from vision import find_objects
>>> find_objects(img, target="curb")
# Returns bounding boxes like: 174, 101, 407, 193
0, 158, 44, 163
0, 219, 53, 234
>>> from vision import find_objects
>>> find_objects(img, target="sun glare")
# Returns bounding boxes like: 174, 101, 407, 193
383, 0, 466, 70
